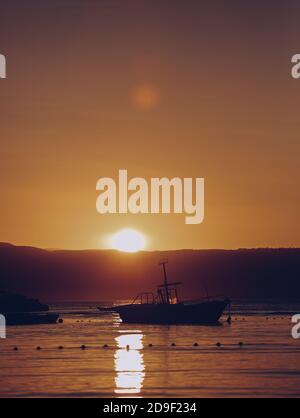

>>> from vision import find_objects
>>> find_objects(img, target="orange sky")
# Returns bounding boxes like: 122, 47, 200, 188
0, 1, 299, 250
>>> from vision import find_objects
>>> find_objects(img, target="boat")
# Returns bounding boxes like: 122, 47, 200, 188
4, 312, 59, 326
0, 292, 59, 326
98, 260, 231, 325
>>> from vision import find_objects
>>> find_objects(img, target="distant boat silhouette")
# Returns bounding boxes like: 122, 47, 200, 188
98, 260, 230, 325
0, 292, 59, 326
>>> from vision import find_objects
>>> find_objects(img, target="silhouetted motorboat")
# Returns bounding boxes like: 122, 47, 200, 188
0, 292, 59, 326
4, 312, 59, 326
98, 260, 231, 325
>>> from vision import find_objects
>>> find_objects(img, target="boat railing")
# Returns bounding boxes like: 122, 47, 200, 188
131, 292, 156, 305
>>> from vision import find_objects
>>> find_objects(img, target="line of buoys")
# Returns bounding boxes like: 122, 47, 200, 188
11, 342, 249, 352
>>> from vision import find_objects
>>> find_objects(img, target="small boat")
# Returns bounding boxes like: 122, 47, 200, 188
98, 260, 231, 325
4, 312, 59, 326
0, 292, 59, 326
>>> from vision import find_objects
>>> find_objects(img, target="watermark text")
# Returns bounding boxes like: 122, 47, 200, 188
0, 314, 6, 339
0, 54, 6, 79
291, 314, 300, 339
291, 54, 300, 79
96, 170, 204, 225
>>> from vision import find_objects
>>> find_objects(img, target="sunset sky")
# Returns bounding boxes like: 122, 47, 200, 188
0, 0, 299, 250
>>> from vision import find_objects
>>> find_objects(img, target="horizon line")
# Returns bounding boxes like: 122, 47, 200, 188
1, 242, 300, 253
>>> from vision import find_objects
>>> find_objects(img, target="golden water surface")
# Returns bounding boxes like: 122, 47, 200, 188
0, 303, 300, 398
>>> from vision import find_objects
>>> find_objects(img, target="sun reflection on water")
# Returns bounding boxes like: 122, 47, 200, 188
114, 332, 145, 396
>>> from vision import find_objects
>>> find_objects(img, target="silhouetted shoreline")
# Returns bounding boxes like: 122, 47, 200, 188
1, 243, 299, 302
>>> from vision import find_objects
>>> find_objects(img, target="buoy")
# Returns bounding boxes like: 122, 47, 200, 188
216, 342, 221, 347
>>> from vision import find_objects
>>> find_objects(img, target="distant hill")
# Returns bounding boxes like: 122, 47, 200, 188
0, 243, 300, 301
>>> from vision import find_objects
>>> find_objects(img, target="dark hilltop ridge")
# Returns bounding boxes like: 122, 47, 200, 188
0, 243, 299, 301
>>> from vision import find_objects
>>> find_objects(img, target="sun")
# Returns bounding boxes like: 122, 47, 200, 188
110, 229, 146, 253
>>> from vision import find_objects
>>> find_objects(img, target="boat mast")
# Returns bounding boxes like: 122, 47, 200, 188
159, 259, 170, 304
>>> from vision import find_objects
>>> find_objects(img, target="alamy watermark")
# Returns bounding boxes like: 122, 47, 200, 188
96, 170, 204, 225
0, 314, 6, 339
291, 315, 300, 340
0, 54, 6, 79
291, 54, 300, 79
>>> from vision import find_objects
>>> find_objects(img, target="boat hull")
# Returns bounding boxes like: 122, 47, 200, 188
101, 299, 230, 325
3, 312, 59, 326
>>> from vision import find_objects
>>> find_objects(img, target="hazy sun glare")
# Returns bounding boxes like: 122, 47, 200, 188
110, 229, 146, 252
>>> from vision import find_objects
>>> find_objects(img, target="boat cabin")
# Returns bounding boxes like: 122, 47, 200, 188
131, 259, 182, 305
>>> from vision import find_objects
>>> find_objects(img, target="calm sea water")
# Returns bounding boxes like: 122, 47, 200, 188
1, 301, 300, 398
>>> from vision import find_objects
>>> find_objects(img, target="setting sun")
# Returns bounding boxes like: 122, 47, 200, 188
110, 229, 146, 253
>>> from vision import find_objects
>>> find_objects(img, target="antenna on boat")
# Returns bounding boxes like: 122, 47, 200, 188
203, 282, 209, 299
159, 259, 170, 304
158, 259, 181, 305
